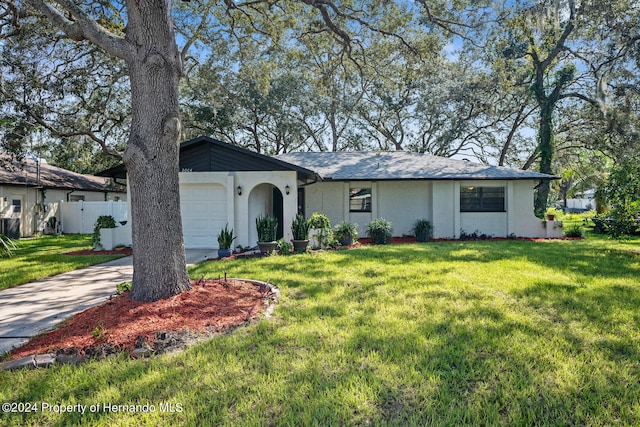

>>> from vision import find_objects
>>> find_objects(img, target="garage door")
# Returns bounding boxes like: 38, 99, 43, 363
180, 184, 227, 249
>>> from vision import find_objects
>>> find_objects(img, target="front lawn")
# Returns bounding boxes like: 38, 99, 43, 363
0, 235, 126, 290
1, 235, 639, 425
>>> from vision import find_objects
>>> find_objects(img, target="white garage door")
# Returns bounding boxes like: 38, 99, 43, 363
180, 184, 227, 249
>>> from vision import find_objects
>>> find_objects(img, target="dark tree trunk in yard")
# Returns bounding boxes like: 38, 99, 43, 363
24, 0, 191, 301
123, 0, 191, 301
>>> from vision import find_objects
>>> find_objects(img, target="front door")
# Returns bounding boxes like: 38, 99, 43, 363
297, 187, 305, 217
272, 187, 284, 239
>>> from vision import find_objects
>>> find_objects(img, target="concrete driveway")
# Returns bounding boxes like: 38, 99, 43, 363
0, 250, 218, 355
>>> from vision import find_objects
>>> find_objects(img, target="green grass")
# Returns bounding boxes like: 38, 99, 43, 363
0, 235, 126, 290
1, 235, 639, 425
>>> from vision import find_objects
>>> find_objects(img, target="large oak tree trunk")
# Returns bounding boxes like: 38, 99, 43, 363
123, 0, 190, 301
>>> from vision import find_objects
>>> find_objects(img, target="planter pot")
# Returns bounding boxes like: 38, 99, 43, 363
218, 248, 232, 258
257, 241, 278, 255
372, 236, 387, 244
340, 236, 354, 246
415, 230, 429, 242
292, 239, 310, 253
546, 214, 556, 221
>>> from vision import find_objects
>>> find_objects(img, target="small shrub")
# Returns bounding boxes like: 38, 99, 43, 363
459, 230, 493, 240
116, 281, 132, 294
92, 215, 117, 248
334, 221, 358, 246
412, 219, 433, 242
291, 214, 310, 240
0, 233, 17, 258
91, 324, 106, 340
366, 219, 393, 244
308, 212, 333, 248
563, 224, 585, 238
277, 238, 293, 255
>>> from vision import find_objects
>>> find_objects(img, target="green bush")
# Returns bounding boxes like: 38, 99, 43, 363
92, 215, 117, 248
277, 238, 293, 255
412, 219, 433, 242
116, 281, 132, 294
563, 224, 585, 238
308, 212, 333, 248
366, 219, 393, 244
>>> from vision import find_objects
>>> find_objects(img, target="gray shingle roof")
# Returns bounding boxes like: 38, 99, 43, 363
275, 151, 556, 181
0, 155, 125, 192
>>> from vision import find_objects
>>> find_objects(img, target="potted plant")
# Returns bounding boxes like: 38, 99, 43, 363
217, 224, 236, 258
291, 214, 310, 252
412, 219, 433, 242
545, 207, 560, 221
256, 214, 278, 254
366, 218, 393, 244
334, 221, 358, 246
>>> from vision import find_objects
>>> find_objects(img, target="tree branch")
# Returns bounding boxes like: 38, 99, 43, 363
25, 0, 130, 60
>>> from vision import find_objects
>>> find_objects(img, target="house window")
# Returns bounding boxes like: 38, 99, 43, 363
349, 188, 372, 212
12, 199, 21, 213
69, 195, 85, 202
460, 186, 505, 212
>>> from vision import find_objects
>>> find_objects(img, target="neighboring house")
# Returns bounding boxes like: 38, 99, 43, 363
0, 155, 127, 238
98, 136, 561, 250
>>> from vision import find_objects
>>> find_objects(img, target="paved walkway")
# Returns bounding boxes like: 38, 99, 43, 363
0, 250, 218, 355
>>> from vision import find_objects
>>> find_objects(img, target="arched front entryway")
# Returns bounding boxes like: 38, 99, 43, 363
248, 183, 284, 245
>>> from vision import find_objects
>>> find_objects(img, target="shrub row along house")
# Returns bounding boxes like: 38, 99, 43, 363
97, 136, 561, 250
0, 155, 126, 238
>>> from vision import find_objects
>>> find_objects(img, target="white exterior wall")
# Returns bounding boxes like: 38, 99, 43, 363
431, 181, 457, 238
377, 181, 431, 236
97, 175, 559, 250
99, 170, 298, 250
178, 171, 298, 249
302, 180, 432, 237
303, 179, 559, 240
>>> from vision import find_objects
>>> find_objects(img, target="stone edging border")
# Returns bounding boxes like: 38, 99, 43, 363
1, 279, 279, 371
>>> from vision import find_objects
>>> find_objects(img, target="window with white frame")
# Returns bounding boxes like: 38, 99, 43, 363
460, 186, 505, 212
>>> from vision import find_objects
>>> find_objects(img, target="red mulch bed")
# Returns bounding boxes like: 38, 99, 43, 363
357, 236, 581, 245
7, 279, 274, 361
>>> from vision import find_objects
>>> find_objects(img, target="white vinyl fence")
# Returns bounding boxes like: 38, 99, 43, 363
60, 201, 128, 234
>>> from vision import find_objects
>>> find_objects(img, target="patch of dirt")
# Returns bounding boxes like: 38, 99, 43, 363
7, 279, 276, 361
65, 248, 134, 256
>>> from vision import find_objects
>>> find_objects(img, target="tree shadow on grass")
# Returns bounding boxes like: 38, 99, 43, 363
5, 239, 640, 425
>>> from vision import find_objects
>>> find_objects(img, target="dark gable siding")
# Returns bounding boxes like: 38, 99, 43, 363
179, 140, 293, 172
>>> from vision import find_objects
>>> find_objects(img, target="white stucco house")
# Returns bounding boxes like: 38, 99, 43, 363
0, 155, 126, 238
98, 136, 561, 250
